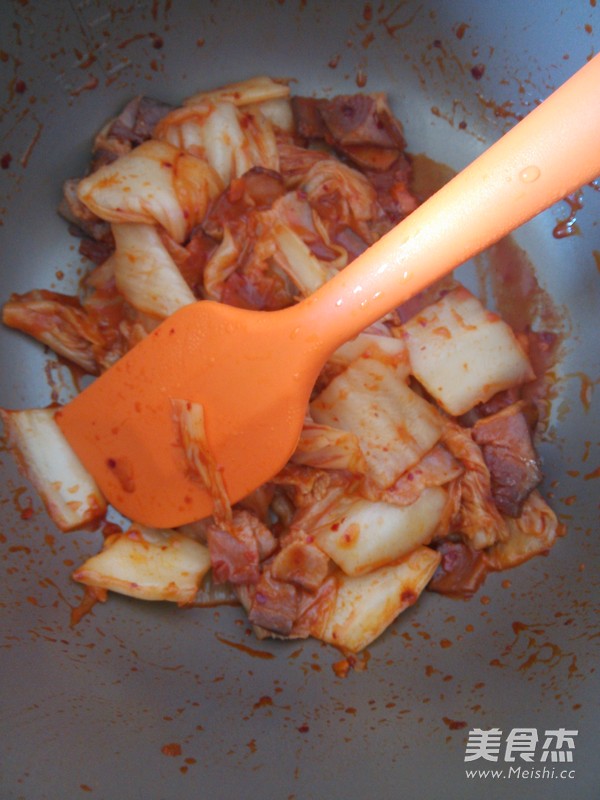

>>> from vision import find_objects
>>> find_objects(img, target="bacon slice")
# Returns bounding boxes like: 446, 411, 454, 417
206, 510, 277, 585
309, 93, 406, 149
107, 95, 174, 145
472, 402, 542, 517
247, 568, 300, 636
270, 540, 330, 592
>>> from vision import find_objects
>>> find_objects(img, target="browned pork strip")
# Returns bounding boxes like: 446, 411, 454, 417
363, 155, 419, 222
291, 96, 328, 139
270, 540, 330, 592
206, 510, 277, 585
319, 94, 405, 148
107, 95, 174, 145
206, 523, 260, 584
472, 403, 542, 517
248, 568, 300, 636
58, 178, 112, 243
428, 540, 490, 598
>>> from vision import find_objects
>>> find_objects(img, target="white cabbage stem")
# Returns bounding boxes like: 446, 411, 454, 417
0, 407, 106, 531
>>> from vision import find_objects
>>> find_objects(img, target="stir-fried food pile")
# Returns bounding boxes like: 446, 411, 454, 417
1, 76, 563, 656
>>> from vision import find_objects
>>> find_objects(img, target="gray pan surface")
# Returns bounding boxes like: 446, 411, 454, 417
0, 2, 598, 799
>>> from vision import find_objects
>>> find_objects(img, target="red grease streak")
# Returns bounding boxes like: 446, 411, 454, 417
117, 32, 163, 50
215, 633, 275, 659
443, 716, 468, 730
70, 76, 99, 98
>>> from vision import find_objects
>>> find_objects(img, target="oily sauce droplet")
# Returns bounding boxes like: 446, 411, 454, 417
161, 743, 182, 757
443, 716, 468, 730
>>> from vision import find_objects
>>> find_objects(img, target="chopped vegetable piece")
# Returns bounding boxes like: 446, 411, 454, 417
171, 398, 232, 524
487, 491, 564, 570
314, 487, 448, 576
155, 101, 279, 186
291, 418, 368, 474
0, 408, 106, 531
311, 351, 443, 487
319, 547, 441, 653
112, 223, 196, 318
442, 420, 509, 550
330, 331, 409, 370
184, 75, 290, 108
270, 222, 333, 295
403, 286, 535, 415
77, 139, 222, 242
73, 525, 211, 603
2, 290, 104, 374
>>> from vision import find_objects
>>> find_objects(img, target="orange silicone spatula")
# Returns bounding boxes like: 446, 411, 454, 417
56, 54, 600, 528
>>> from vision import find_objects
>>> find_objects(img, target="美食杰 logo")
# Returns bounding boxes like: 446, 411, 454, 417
464, 728, 577, 781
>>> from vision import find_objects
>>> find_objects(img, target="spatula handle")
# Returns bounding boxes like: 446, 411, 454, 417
301, 53, 600, 350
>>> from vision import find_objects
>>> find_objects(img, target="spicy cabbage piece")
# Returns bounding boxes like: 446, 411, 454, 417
111, 223, 196, 318
77, 139, 222, 243
314, 486, 449, 577
441, 420, 509, 550
402, 285, 535, 416
370, 443, 463, 509
429, 491, 564, 597
487, 490, 564, 570
73, 525, 211, 604
268, 221, 334, 296
330, 330, 409, 368
2, 289, 105, 374
0, 408, 106, 531
300, 158, 387, 245
317, 546, 441, 653
184, 75, 290, 109
81, 257, 160, 365
291, 418, 368, 474
310, 348, 443, 488
200, 184, 339, 304
245, 95, 294, 133
204, 215, 333, 302
2, 264, 153, 375
154, 101, 280, 187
